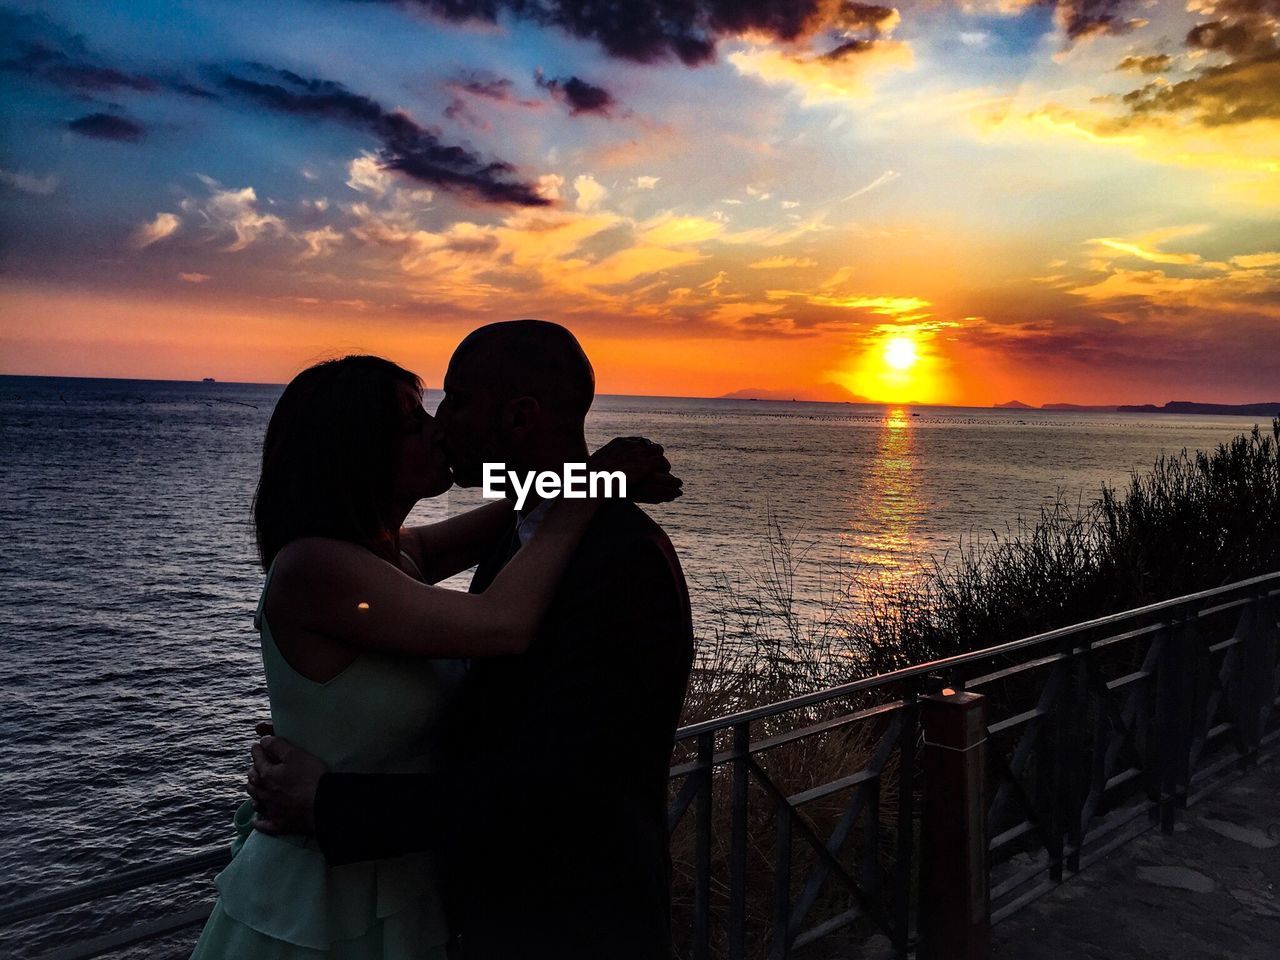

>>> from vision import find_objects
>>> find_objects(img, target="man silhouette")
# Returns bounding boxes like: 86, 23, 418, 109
250, 320, 694, 959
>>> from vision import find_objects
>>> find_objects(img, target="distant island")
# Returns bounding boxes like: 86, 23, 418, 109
997, 400, 1280, 416
1042, 403, 1117, 412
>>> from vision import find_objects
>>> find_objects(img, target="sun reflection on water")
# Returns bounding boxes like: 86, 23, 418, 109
854, 407, 927, 597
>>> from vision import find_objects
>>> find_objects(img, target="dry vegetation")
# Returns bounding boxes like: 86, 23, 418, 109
667, 420, 1280, 958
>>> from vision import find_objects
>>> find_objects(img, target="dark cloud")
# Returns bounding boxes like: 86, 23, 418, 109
67, 112, 145, 142
1185, 0, 1280, 58
374, 0, 1160, 61
1116, 54, 1172, 74
834, 3, 898, 31
165, 78, 220, 100
1186, 20, 1263, 56
534, 71, 616, 116
367, 0, 882, 65
1055, 0, 1148, 42
0, 9, 218, 100
448, 71, 520, 102
4, 45, 157, 92
442, 69, 540, 128
220, 65, 550, 206
961, 307, 1280, 396
1115, 0, 1280, 126
1119, 54, 1280, 125
818, 39, 876, 63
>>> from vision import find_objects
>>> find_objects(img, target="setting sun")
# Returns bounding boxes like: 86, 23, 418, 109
829, 329, 950, 405
884, 337, 918, 370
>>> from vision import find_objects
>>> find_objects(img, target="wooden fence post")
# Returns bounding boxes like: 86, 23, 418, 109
919, 689, 990, 960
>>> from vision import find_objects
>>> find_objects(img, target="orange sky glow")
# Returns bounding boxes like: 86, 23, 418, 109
2, 1, 1277, 406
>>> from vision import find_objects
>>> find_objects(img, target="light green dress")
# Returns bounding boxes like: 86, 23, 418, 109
191, 559, 456, 960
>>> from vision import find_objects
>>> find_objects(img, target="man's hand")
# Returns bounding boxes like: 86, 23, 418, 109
590, 437, 683, 505
245, 722, 327, 835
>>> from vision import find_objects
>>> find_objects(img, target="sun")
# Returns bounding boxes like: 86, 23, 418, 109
828, 329, 949, 404
884, 337, 918, 370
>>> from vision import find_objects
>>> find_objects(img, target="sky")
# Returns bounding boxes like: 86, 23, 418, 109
1, 0, 1277, 405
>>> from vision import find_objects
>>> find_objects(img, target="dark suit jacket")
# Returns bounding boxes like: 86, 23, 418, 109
314, 500, 694, 960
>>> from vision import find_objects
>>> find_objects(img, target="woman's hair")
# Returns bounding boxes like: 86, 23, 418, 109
253, 355, 423, 570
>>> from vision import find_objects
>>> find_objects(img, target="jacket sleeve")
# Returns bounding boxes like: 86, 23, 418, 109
314, 770, 441, 865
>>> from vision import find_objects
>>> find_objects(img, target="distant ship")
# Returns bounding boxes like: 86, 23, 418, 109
202, 377, 216, 383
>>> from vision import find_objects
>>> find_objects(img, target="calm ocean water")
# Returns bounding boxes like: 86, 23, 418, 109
0, 374, 1268, 955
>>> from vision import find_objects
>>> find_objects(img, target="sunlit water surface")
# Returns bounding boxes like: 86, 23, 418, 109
0, 376, 1266, 955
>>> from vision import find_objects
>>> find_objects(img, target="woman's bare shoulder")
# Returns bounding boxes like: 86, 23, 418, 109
272, 537, 369, 580
267, 538, 368, 621
263, 539, 363, 680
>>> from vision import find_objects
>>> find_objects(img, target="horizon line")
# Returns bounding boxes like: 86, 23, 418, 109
2, 373, 1277, 413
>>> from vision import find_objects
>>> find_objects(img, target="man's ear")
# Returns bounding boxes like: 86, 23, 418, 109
501, 395, 542, 440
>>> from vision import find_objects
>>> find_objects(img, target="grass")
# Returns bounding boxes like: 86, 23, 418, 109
682, 419, 1280, 712
667, 419, 1280, 958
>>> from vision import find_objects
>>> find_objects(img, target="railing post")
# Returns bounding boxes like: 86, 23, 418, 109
693, 732, 713, 960
1154, 614, 1196, 830
1065, 649, 1087, 874
1150, 623, 1173, 828
918, 689, 990, 960
1039, 659, 1070, 883
1237, 593, 1277, 761
770, 804, 792, 960
892, 692, 918, 960
1175, 615, 1198, 807
728, 722, 750, 960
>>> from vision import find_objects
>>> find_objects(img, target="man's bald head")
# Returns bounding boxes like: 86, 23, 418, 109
450, 319, 595, 421
438, 320, 596, 485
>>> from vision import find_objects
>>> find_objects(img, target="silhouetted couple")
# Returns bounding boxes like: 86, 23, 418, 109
190, 320, 694, 960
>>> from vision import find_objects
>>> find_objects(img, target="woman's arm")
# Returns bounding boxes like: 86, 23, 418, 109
401, 437, 683, 585
399, 499, 514, 584
274, 495, 596, 658
274, 438, 677, 659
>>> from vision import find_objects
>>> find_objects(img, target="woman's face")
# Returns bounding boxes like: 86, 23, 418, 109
392, 381, 452, 502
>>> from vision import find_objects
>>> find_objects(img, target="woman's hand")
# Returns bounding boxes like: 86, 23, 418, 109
588, 436, 683, 504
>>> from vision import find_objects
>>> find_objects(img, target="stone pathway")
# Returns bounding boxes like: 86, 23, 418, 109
992, 758, 1280, 960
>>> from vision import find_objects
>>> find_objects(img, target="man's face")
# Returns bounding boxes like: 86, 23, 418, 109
435, 353, 504, 488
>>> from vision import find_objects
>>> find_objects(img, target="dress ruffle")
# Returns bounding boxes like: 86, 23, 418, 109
190, 901, 450, 960
207, 801, 449, 952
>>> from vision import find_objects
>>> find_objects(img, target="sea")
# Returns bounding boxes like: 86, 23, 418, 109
0, 374, 1270, 956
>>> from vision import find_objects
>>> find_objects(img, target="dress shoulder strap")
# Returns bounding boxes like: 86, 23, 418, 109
399, 548, 426, 582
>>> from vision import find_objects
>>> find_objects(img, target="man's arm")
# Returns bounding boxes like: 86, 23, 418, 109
315, 770, 441, 864
248, 731, 444, 865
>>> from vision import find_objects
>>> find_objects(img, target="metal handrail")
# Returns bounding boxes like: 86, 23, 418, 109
674, 570, 1280, 739
0, 849, 230, 926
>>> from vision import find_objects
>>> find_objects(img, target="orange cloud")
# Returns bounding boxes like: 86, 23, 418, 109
130, 212, 180, 249
749, 256, 817, 269
729, 39, 913, 104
